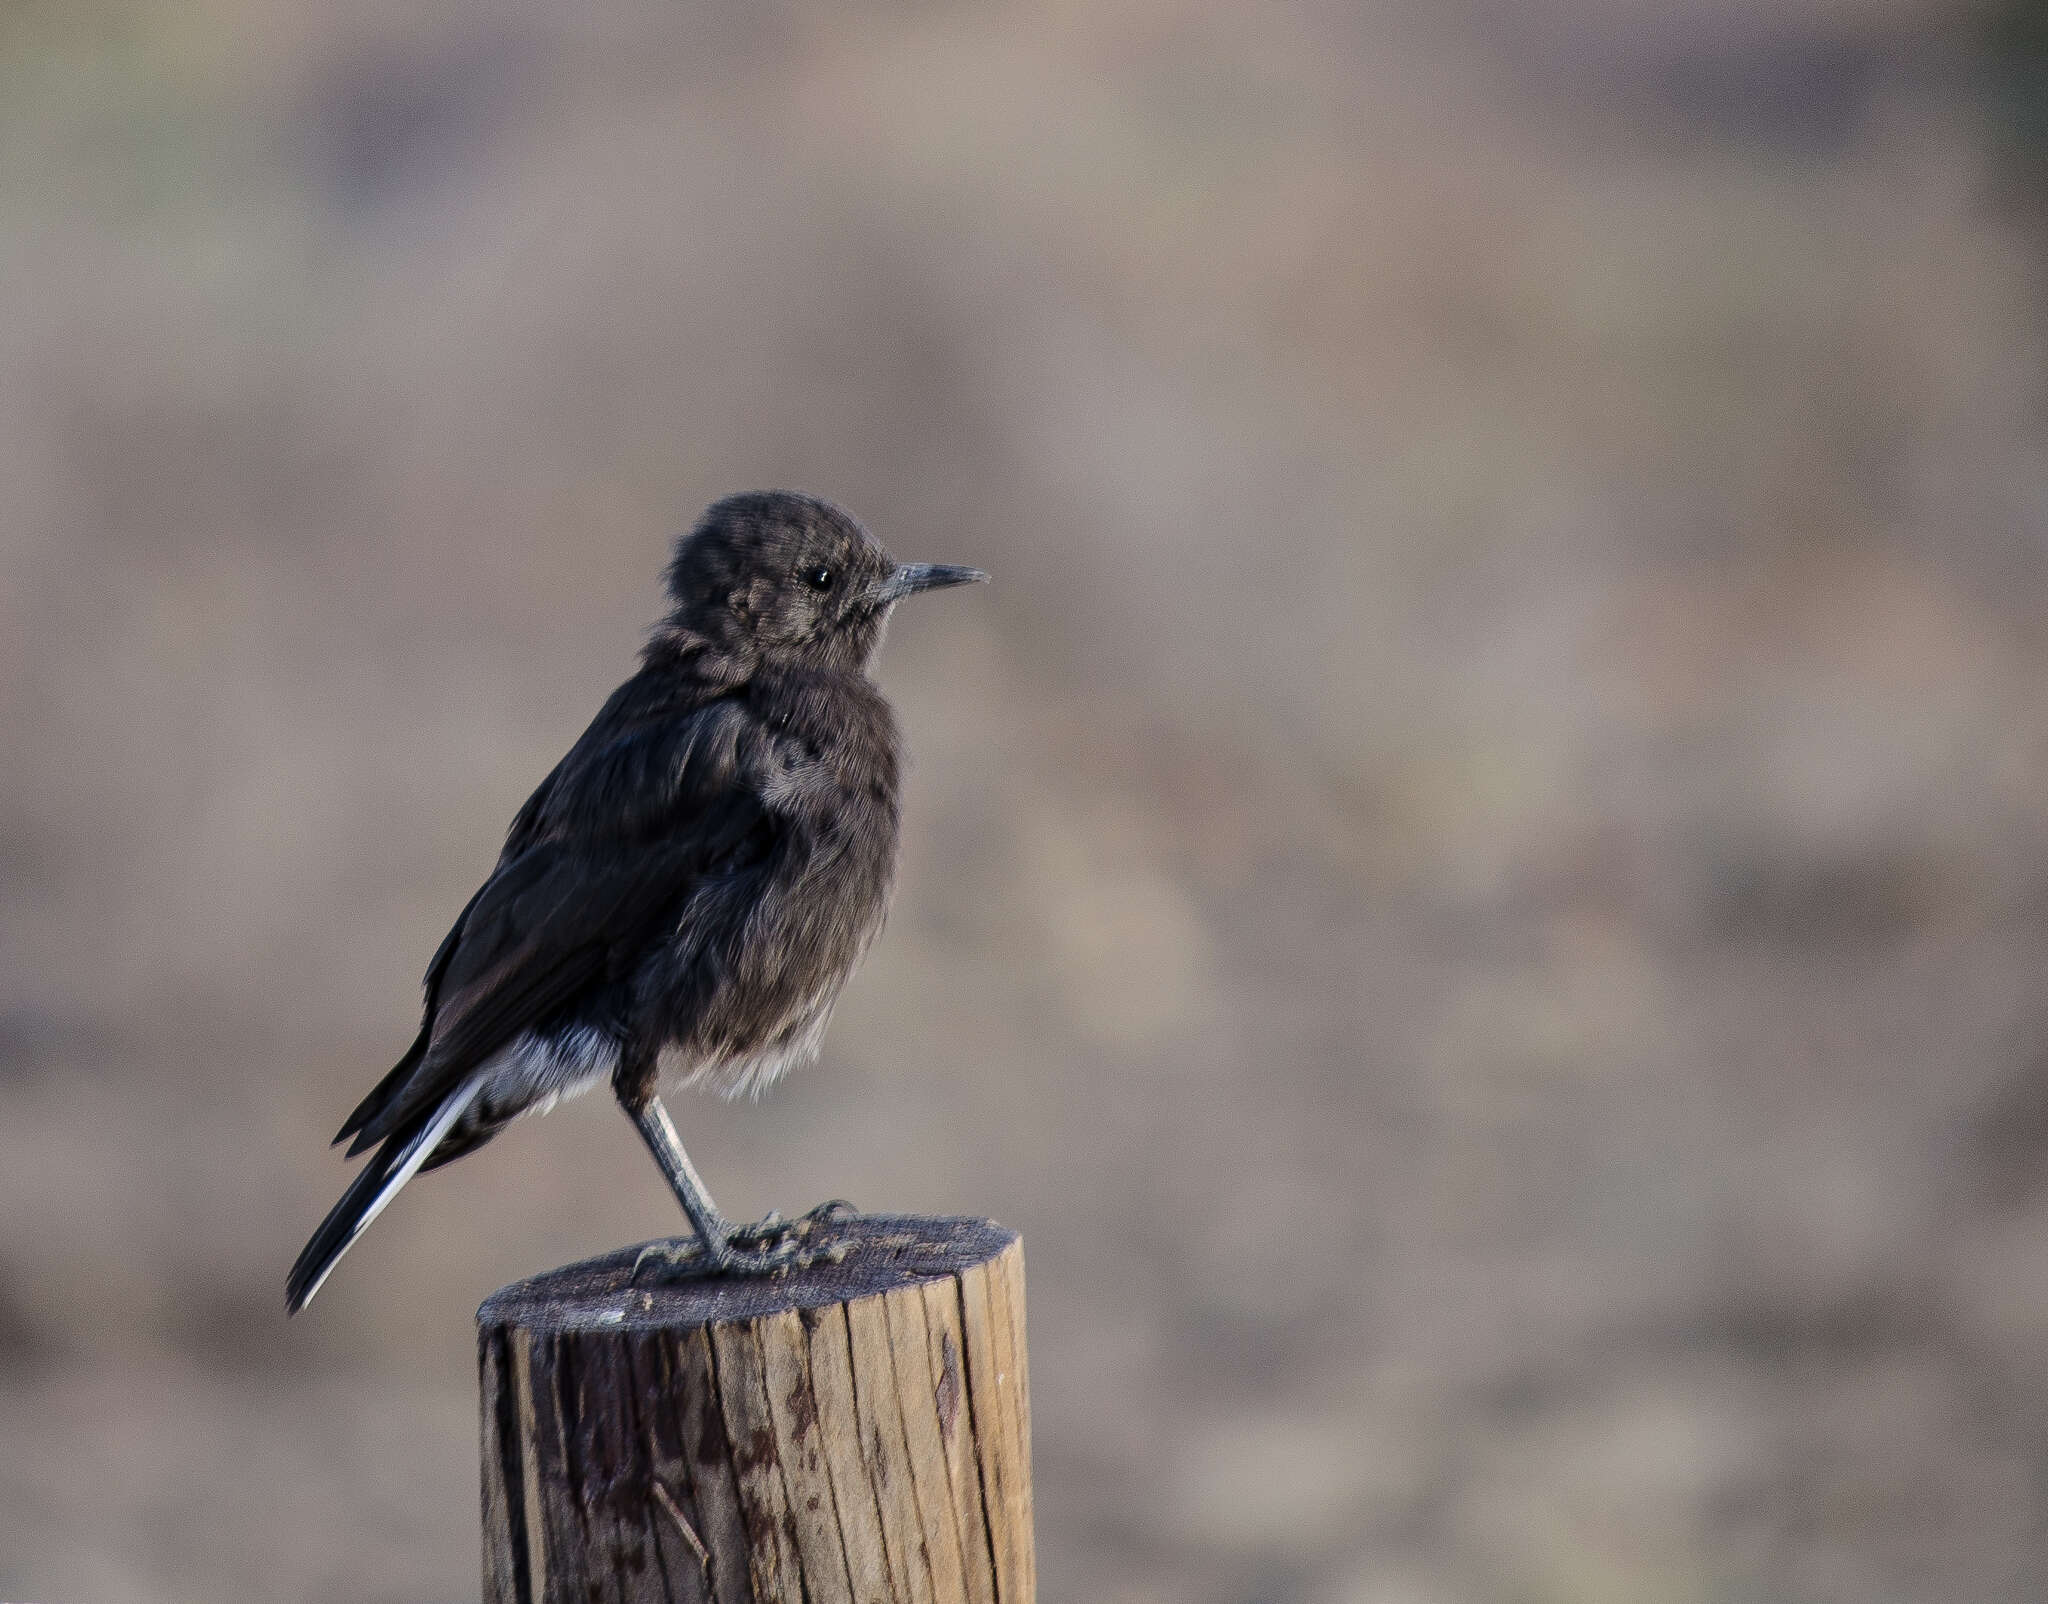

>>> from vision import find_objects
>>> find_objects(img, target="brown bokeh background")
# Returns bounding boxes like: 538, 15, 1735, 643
6, 2, 2048, 1600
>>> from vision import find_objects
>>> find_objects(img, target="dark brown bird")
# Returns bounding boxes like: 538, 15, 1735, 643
287, 491, 986, 1312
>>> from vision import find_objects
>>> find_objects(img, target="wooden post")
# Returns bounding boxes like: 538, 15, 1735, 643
477, 1215, 1033, 1604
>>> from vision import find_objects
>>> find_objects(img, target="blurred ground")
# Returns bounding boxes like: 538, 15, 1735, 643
5, 1, 2048, 1600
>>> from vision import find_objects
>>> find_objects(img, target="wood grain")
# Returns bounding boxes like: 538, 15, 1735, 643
478, 1215, 1032, 1604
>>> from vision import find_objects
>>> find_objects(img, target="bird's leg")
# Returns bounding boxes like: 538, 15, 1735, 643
625, 1094, 736, 1260
621, 1094, 853, 1279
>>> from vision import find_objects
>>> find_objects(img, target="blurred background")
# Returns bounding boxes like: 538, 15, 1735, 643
4, 0, 2048, 1599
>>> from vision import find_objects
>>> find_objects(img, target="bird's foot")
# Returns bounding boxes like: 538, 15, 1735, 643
630, 1200, 858, 1282
727, 1198, 858, 1252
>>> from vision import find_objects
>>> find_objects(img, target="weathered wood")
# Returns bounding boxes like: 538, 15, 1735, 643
478, 1215, 1033, 1604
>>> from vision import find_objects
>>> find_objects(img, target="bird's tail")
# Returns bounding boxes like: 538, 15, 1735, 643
286, 1079, 483, 1314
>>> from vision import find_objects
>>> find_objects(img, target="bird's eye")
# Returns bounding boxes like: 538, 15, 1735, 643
804, 564, 835, 592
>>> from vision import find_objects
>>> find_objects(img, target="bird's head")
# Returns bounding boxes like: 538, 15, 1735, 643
652, 491, 986, 676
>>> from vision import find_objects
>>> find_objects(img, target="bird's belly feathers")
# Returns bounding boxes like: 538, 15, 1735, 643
661, 995, 837, 1101
655, 807, 896, 1100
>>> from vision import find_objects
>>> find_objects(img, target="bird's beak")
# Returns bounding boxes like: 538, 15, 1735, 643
876, 562, 990, 604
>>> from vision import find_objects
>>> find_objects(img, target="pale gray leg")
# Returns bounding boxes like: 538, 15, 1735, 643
625, 1094, 853, 1278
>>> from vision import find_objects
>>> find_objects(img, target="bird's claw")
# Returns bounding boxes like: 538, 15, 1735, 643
629, 1200, 859, 1283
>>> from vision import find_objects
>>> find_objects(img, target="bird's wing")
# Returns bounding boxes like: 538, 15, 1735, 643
329, 880, 482, 1149
331, 759, 569, 1151
342, 696, 777, 1153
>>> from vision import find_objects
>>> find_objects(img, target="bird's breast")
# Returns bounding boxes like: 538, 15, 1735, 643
647, 691, 901, 1091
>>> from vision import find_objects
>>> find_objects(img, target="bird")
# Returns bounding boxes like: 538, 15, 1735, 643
286, 491, 986, 1314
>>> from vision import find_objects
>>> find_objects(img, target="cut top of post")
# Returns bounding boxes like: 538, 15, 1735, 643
476, 1213, 1019, 1333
